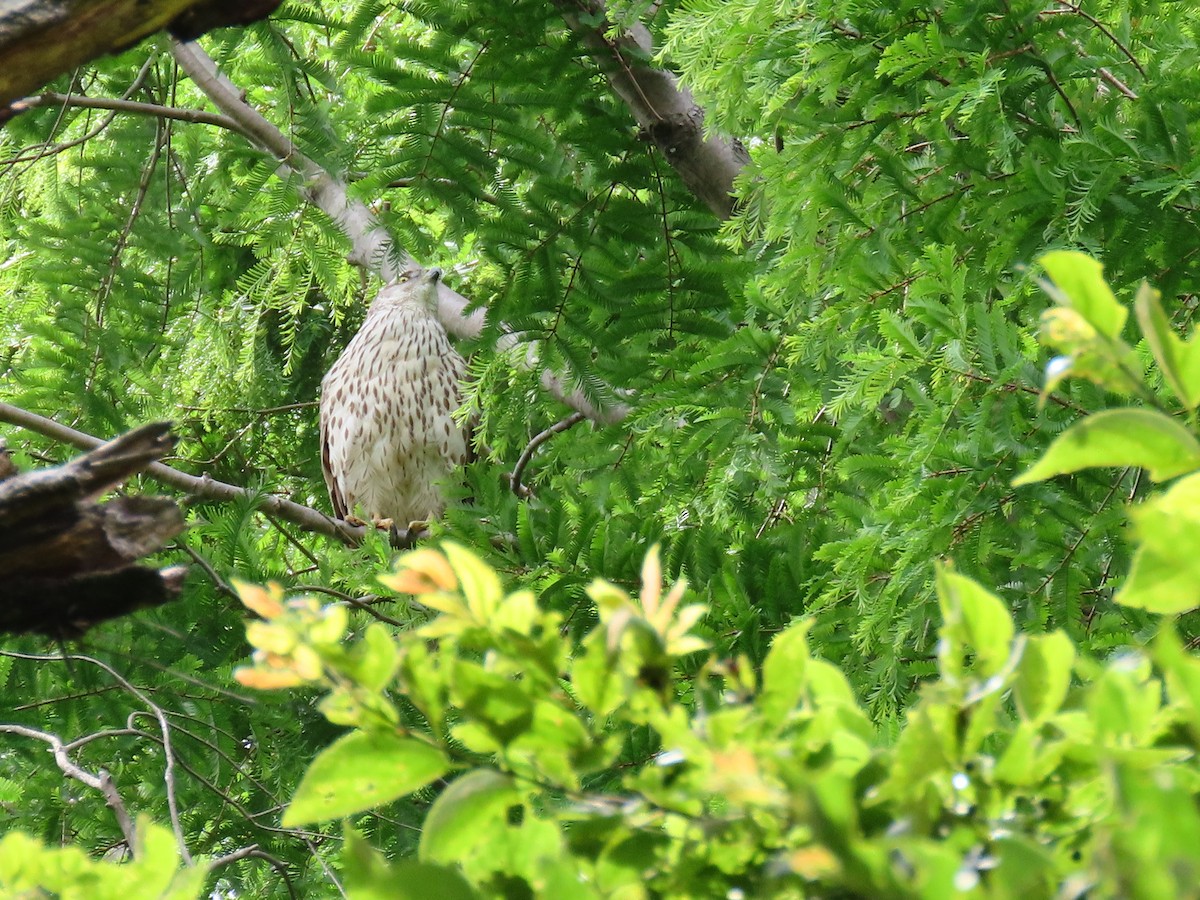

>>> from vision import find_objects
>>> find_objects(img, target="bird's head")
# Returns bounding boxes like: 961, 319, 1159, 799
374, 265, 443, 312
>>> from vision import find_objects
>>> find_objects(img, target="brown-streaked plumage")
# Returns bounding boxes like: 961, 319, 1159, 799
319, 267, 468, 533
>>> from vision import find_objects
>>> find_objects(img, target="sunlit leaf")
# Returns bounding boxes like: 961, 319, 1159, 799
1134, 281, 1200, 411
284, 731, 448, 826
1014, 409, 1200, 485
419, 769, 518, 864
1117, 472, 1200, 614
1039, 250, 1127, 339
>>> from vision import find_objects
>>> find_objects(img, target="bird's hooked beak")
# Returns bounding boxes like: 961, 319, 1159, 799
425, 267, 443, 284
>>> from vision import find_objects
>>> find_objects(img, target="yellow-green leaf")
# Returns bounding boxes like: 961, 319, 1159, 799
419, 769, 518, 864
443, 542, 502, 622
936, 567, 1014, 680
1039, 250, 1127, 339
1117, 472, 1200, 614
1135, 281, 1200, 411
1014, 409, 1200, 486
283, 731, 447, 826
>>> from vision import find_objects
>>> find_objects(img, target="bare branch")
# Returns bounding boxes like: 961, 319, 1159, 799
209, 845, 298, 899
509, 412, 587, 498
0, 723, 137, 851
52, 651, 194, 864
0, 401, 364, 545
176, 542, 236, 598
295, 585, 408, 627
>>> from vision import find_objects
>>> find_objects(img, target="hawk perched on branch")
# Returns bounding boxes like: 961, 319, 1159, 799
319, 267, 469, 536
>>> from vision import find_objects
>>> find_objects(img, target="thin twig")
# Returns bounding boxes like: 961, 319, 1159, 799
1054, 0, 1145, 76
12, 91, 245, 133
1098, 66, 1137, 99
509, 412, 587, 497
209, 846, 299, 900
295, 585, 407, 627
177, 401, 318, 415
176, 543, 236, 598
61, 652, 192, 865
1, 55, 156, 173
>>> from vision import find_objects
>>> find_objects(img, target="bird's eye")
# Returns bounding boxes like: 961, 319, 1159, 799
397, 274, 410, 283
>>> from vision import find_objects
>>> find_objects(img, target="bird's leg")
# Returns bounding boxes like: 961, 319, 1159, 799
344, 514, 369, 527
372, 517, 394, 531
387, 520, 429, 550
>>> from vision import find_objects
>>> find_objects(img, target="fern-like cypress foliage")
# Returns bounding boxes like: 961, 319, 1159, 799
0, 1, 1197, 891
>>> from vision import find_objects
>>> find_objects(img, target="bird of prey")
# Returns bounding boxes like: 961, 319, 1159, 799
319, 266, 468, 539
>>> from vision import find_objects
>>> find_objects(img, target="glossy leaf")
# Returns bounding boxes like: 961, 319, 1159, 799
935, 567, 1014, 680
345, 828, 476, 900
1014, 631, 1074, 722
758, 620, 810, 727
419, 769, 519, 865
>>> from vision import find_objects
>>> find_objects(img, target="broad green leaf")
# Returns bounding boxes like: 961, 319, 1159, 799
309, 603, 350, 645
345, 828, 476, 900
443, 541, 503, 622
936, 567, 1014, 679
1013, 409, 1200, 485
991, 836, 1059, 895
1037, 307, 1144, 396
1087, 655, 1158, 740
126, 818, 180, 896
419, 769, 518, 864
994, 721, 1066, 786
1014, 631, 1074, 722
1117, 472, 1200, 614
758, 619, 811, 727
1109, 764, 1200, 895
348, 622, 400, 692
283, 731, 448, 826
451, 660, 535, 744
1039, 250, 1127, 339
1154, 625, 1200, 740
1134, 281, 1200, 410
318, 685, 400, 729
571, 634, 625, 718
161, 865, 210, 900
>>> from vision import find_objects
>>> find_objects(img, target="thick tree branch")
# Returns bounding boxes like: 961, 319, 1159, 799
0, 0, 281, 116
553, 0, 748, 220
0, 402, 363, 545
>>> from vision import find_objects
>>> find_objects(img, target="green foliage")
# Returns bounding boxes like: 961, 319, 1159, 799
661, 0, 1200, 705
2, 0, 1200, 895
1020, 250, 1200, 618
218, 533, 1200, 898
0, 818, 206, 899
